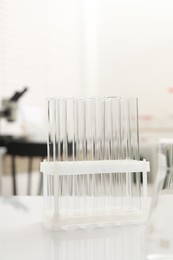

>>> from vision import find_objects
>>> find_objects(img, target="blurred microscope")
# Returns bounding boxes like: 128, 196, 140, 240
0, 87, 28, 144
0, 87, 28, 123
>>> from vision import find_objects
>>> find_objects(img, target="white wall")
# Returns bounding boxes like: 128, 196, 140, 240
84, 0, 99, 96
92, 0, 173, 127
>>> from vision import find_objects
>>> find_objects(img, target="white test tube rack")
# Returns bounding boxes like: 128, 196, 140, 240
41, 159, 150, 230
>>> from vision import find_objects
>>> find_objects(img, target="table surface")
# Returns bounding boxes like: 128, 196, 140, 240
0, 195, 173, 260
0, 196, 146, 260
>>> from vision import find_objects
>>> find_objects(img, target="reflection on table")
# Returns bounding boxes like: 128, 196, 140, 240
0, 196, 145, 260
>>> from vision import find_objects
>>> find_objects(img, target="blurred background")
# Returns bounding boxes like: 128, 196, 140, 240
0, 0, 173, 195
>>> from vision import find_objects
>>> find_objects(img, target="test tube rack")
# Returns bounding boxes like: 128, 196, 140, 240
41, 97, 150, 230
41, 159, 149, 230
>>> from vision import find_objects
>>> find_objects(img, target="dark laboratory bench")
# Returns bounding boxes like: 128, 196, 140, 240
0, 135, 47, 195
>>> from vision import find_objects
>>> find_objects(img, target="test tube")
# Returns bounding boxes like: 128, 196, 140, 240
91, 98, 97, 213
85, 98, 94, 212
73, 98, 79, 213
47, 99, 58, 214
66, 98, 75, 214
128, 97, 140, 210
77, 98, 87, 213
110, 97, 123, 210
69, 98, 84, 213
111, 97, 121, 210
119, 98, 129, 210
105, 97, 112, 210
95, 98, 106, 211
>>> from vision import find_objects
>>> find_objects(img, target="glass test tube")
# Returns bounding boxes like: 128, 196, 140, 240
119, 97, 140, 211
66, 98, 74, 214
85, 98, 94, 212
47, 99, 57, 213
91, 98, 97, 213
96, 98, 106, 211
77, 98, 86, 213
105, 97, 112, 210
128, 98, 140, 210
127, 97, 140, 210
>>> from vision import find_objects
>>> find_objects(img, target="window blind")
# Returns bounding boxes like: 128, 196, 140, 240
0, 0, 86, 106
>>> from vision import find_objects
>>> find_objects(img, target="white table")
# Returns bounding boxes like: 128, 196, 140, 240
0, 196, 146, 260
